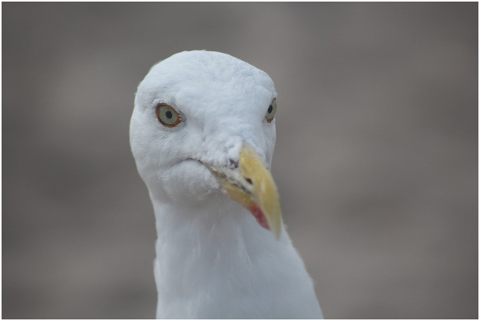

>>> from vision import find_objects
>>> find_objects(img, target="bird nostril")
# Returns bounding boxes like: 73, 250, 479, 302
228, 159, 239, 169
245, 178, 253, 185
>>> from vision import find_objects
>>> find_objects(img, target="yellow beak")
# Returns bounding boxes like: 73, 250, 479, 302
209, 144, 282, 239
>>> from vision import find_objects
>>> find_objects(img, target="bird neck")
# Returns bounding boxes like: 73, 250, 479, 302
150, 194, 290, 315
150, 193, 286, 271
148, 194, 322, 318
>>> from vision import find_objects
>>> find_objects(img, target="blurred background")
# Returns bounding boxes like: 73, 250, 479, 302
3, 3, 477, 318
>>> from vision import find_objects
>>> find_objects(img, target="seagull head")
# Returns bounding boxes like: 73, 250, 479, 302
130, 51, 282, 237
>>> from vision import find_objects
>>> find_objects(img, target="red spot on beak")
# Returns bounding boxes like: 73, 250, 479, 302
249, 204, 270, 230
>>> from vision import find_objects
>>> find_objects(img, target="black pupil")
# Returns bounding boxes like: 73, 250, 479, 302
165, 110, 173, 119
268, 105, 273, 114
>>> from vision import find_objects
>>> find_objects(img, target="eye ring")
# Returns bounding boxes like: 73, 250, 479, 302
265, 98, 277, 123
156, 103, 181, 127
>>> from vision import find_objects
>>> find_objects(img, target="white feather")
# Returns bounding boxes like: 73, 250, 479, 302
130, 50, 323, 318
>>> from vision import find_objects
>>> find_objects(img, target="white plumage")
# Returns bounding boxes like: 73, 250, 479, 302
130, 50, 323, 318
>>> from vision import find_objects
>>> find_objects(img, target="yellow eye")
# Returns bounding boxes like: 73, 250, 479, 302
265, 98, 277, 123
156, 103, 181, 127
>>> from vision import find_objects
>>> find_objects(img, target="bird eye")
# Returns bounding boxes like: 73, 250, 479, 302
156, 103, 181, 127
265, 98, 277, 123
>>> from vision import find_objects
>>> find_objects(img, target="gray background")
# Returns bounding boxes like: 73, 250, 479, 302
3, 3, 477, 318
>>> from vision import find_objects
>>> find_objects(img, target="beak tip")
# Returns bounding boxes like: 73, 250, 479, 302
272, 217, 282, 240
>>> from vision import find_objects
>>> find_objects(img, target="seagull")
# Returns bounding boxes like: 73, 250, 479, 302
130, 50, 323, 318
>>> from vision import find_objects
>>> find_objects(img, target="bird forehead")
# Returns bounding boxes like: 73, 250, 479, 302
151, 50, 273, 84
173, 80, 273, 116
140, 51, 276, 105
